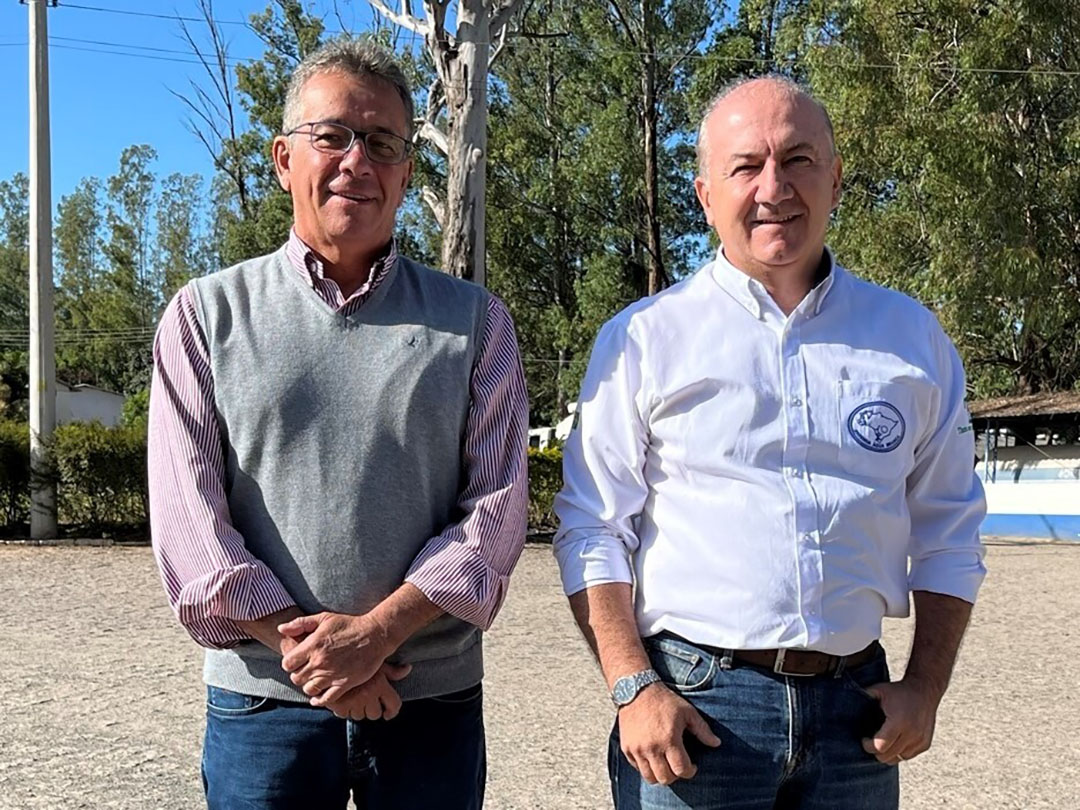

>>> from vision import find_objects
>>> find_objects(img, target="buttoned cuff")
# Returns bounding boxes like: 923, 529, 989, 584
908, 548, 987, 604
553, 533, 635, 596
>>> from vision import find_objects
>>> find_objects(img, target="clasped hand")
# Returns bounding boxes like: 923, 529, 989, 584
278, 611, 405, 712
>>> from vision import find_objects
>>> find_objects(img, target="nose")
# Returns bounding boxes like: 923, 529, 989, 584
338, 137, 375, 174
755, 158, 793, 206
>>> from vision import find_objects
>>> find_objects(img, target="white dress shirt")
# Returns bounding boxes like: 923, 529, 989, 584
553, 248, 986, 656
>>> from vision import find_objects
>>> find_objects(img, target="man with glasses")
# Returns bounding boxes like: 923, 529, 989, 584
148, 38, 528, 810
554, 76, 986, 809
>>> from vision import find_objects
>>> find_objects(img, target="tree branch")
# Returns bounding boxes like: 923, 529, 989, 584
419, 120, 450, 154
368, 0, 429, 35
490, 0, 525, 36
421, 185, 446, 229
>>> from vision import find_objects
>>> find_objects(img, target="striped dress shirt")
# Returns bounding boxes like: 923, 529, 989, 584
148, 231, 529, 648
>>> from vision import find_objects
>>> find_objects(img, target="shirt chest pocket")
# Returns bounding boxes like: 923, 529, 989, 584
835, 380, 916, 482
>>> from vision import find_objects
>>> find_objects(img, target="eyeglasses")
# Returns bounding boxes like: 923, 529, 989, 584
285, 121, 412, 165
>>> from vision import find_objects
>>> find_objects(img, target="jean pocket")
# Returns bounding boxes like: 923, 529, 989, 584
428, 682, 483, 704
645, 636, 716, 692
206, 686, 270, 717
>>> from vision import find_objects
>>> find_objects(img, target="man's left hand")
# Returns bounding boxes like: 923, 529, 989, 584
278, 611, 394, 706
861, 678, 942, 765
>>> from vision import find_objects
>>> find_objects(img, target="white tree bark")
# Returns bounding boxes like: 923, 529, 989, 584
370, 0, 524, 286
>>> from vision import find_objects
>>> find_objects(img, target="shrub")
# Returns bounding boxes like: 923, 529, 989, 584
0, 421, 29, 531
50, 421, 147, 532
527, 445, 562, 535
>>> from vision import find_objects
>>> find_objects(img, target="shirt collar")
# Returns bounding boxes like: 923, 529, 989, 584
709, 245, 840, 320
285, 228, 398, 292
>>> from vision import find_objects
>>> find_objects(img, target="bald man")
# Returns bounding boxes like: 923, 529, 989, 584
553, 76, 985, 809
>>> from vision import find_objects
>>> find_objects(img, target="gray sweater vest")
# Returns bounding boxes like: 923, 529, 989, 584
187, 246, 490, 702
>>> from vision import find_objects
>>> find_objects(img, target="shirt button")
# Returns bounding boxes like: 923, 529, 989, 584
788, 467, 802, 478
791, 396, 803, 407
802, 533, 815, 544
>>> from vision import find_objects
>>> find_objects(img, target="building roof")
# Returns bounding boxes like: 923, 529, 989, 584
969, 391, 1080, 420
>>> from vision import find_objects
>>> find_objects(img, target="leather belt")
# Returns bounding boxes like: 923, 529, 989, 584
730, 641, 880, 677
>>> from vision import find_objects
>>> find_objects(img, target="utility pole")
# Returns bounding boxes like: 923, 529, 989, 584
27, 0, 58, 539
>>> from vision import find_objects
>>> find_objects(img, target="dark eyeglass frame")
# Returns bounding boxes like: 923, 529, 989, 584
284, 120, 413, 165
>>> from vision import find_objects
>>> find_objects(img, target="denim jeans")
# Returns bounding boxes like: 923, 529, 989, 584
202, 682, 486, 810
610, 634, 899, 810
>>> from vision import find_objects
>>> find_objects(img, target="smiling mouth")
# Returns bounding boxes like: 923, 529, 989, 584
332, 192, 377, 203
752, 213, 801, 226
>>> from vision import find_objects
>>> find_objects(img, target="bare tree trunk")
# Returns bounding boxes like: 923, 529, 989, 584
441, 0, 491, 285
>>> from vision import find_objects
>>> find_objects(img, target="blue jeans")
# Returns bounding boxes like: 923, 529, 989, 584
611, 634, 899, 810
202, 682, 486, 810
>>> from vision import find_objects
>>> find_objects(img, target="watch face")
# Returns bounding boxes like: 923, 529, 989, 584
612, 678, 636, 705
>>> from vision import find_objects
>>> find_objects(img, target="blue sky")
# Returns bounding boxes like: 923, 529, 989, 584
0, 1, 380, 204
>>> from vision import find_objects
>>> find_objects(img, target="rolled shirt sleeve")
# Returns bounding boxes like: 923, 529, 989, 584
552, 315, 650, 596
404, 296, 530, 630
906, 321, 988, 603
148, 288, 296, 649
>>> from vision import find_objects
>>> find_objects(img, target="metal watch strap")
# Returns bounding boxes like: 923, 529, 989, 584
610, 668, 662, 707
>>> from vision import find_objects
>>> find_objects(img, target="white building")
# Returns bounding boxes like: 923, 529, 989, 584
56, 382, 125, 427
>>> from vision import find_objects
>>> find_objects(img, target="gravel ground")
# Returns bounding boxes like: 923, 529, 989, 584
0, 540, 1076, 809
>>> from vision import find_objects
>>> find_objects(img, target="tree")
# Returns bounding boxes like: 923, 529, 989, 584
369, 0, 527, 286
157, 173, 211, 300
0, 174, 30, 418
483, 0, 715, 422
789, 0, 1080, 395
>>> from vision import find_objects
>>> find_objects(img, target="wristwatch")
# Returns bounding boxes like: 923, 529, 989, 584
610, 668, 662, 707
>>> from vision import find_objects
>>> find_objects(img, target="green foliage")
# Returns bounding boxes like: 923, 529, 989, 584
527, 445, 563, 533
789, 0, 1080, 395
487, 0, 716, 424
0, 421, 29, 530
50, 422, 148, 532
122, 389, 150, 428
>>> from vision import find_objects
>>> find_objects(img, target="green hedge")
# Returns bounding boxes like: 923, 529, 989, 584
0, 423, 565, 538
527, 446, 562, 535
0, 422, 29, 530
51, 422, 148, 532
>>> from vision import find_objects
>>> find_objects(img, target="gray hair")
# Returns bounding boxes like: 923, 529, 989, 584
695, 74, 836, 177
282, 37, 415, 138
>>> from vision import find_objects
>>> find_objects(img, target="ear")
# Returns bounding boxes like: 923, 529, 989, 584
830, 153, 843, 211
694, 174, 714, 227
271, 135, 293, 192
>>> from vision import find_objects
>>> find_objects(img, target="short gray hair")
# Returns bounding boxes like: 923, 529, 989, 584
282, 38, 415, 138
695, 74, 835, 177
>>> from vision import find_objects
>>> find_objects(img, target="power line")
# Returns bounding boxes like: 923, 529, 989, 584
51, 34, 251, 59
49, 42, 250, 66
57, 2, 252, 27
48, 2, 1080, 77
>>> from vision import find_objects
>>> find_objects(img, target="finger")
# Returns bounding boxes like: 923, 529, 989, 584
310, 682, 351, 707
382, 662, 412, 681
289, 663, 320, 686
380, 688, 403, 720
862, 682, 889, 702
278, 615, 321, 637
862, 713, 902, 758
647, 753, 678, 787
685, 710, 721, 748
281, 642, 314, 673
634, 755, 658, 785
665, 745, 697, 782
302, 678, 328, 697
364, 699, 382, 721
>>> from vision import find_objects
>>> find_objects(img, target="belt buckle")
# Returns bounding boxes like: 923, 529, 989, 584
772, 649, 815, 677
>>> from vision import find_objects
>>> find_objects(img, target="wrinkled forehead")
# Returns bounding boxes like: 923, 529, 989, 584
297, 70, 408, 132
708, 90, 833, 161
